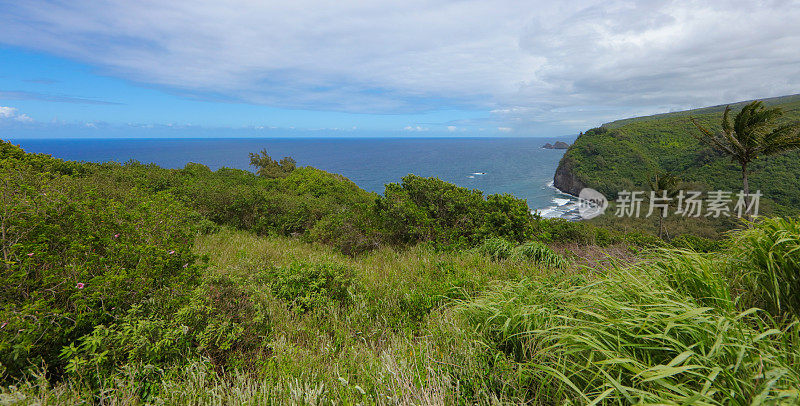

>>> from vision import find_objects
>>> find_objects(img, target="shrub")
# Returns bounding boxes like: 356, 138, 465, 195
378, 175, 534, 248
308, 204, 383, 256
623, 231, 669, 248
0, 162, 201, 381
261, 263, 355, 312
510, 242, 567, 268
58, 276, 270, 391
477, 237, 515, 260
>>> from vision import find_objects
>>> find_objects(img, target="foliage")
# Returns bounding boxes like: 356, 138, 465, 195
260, 262, 355, 313
0, 154, 201, 381
4, 138, 800, 404
691, 101, 800, 170
248, 149, 296, 178
670, 233, 724, 252
377, 175, 533, 249
510, 241, 567, 268
478, 238, 567, 268
458, 273, 799, 404
58, 276, 270, 391
729, 217, 800, 318
560, 94, 800, 222
476, 237, 515, 260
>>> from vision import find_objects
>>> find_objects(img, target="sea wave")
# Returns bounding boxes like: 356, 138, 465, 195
532, 181, 582, 220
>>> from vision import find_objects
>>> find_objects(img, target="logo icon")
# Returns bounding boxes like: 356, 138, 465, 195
578, 188, 608, 219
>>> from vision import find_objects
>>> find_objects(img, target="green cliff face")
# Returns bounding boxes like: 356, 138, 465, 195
554, 94, 800, 216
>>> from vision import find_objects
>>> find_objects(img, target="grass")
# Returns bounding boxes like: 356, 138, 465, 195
729, 217, 800, 318
457, 270, 800, 404
477, 237, 569, 268
4, 221, 800, 404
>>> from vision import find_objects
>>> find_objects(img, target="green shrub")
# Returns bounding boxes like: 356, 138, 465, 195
261, 263, 355, 312
307, 203, 383, 256
623, 231, 669, 248
58, 276, 270, 391
378, 175, 534, 248
510, 242, 567, 268
539, 219, 598, 245
477, 237, 515, 260
0, 162, 201, 381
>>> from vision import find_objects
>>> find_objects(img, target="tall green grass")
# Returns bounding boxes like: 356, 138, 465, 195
478, 238, 567, 268
729, 217, 800, 318
458, 270, 800, 404
5, 219, 800, 404
648, 249, 734, 312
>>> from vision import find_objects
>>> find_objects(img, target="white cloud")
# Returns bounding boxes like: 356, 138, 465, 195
1, 1, 799, 129
497, 127, 513, 133
447, 126, 457, 132
0, 106, 18, 118
404, 125, 429, 132
0, 106, 34, 123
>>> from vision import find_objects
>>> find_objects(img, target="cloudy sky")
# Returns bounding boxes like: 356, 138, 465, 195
1, 0, 799, 137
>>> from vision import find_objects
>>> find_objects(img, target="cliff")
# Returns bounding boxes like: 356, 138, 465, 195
551, 93, 800, 214
553, 155, 585, 196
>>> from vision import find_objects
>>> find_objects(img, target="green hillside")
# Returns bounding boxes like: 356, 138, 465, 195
555, 94, 800, 217
4, 140, 800, 403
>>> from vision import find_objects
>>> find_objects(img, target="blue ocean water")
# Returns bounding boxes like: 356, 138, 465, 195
9, 137, 578, 215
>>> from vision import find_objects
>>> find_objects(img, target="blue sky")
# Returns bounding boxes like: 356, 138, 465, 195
0, 47, 488, 137
1, 1, 799, 138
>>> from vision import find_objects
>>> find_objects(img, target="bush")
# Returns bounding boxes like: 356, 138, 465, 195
261, 263, 355, 313
378, 175, 534, 248
0, 161, 201, 381
510, 242, 567, 268
477, 237, 515, 260
308, 204, 383, 256
58, 276, 270, 391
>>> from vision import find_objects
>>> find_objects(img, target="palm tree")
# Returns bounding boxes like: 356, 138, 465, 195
648, 172, 680, 239
691, 101, 800, 215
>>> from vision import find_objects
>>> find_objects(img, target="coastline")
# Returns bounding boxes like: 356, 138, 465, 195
532, 180, 582, 220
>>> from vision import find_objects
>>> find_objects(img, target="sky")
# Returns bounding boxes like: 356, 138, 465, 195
1, 0, 799, 138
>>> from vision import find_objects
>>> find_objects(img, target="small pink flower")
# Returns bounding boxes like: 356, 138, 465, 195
114, 234, 120, 238
27, 253, 34, 257
169, 250, 175, 255
183, 263, 188, 268
76, 283, 85, 289
1, 322, 7, 329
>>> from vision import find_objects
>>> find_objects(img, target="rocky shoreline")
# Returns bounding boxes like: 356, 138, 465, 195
553, 155, 585, 197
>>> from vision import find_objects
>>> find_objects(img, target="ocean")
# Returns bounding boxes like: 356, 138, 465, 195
8, 137, 580, 217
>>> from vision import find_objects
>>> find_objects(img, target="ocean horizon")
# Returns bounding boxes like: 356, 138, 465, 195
8, 136, 580, 217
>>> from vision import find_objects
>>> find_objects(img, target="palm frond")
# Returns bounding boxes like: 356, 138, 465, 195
689, 117, 736, 156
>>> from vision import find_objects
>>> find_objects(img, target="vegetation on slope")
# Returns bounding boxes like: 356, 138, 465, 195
556, 94, 800, 218
3, 140, 800, 404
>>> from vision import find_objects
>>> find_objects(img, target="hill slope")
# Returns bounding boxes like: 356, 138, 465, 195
554, 94, 800, 216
